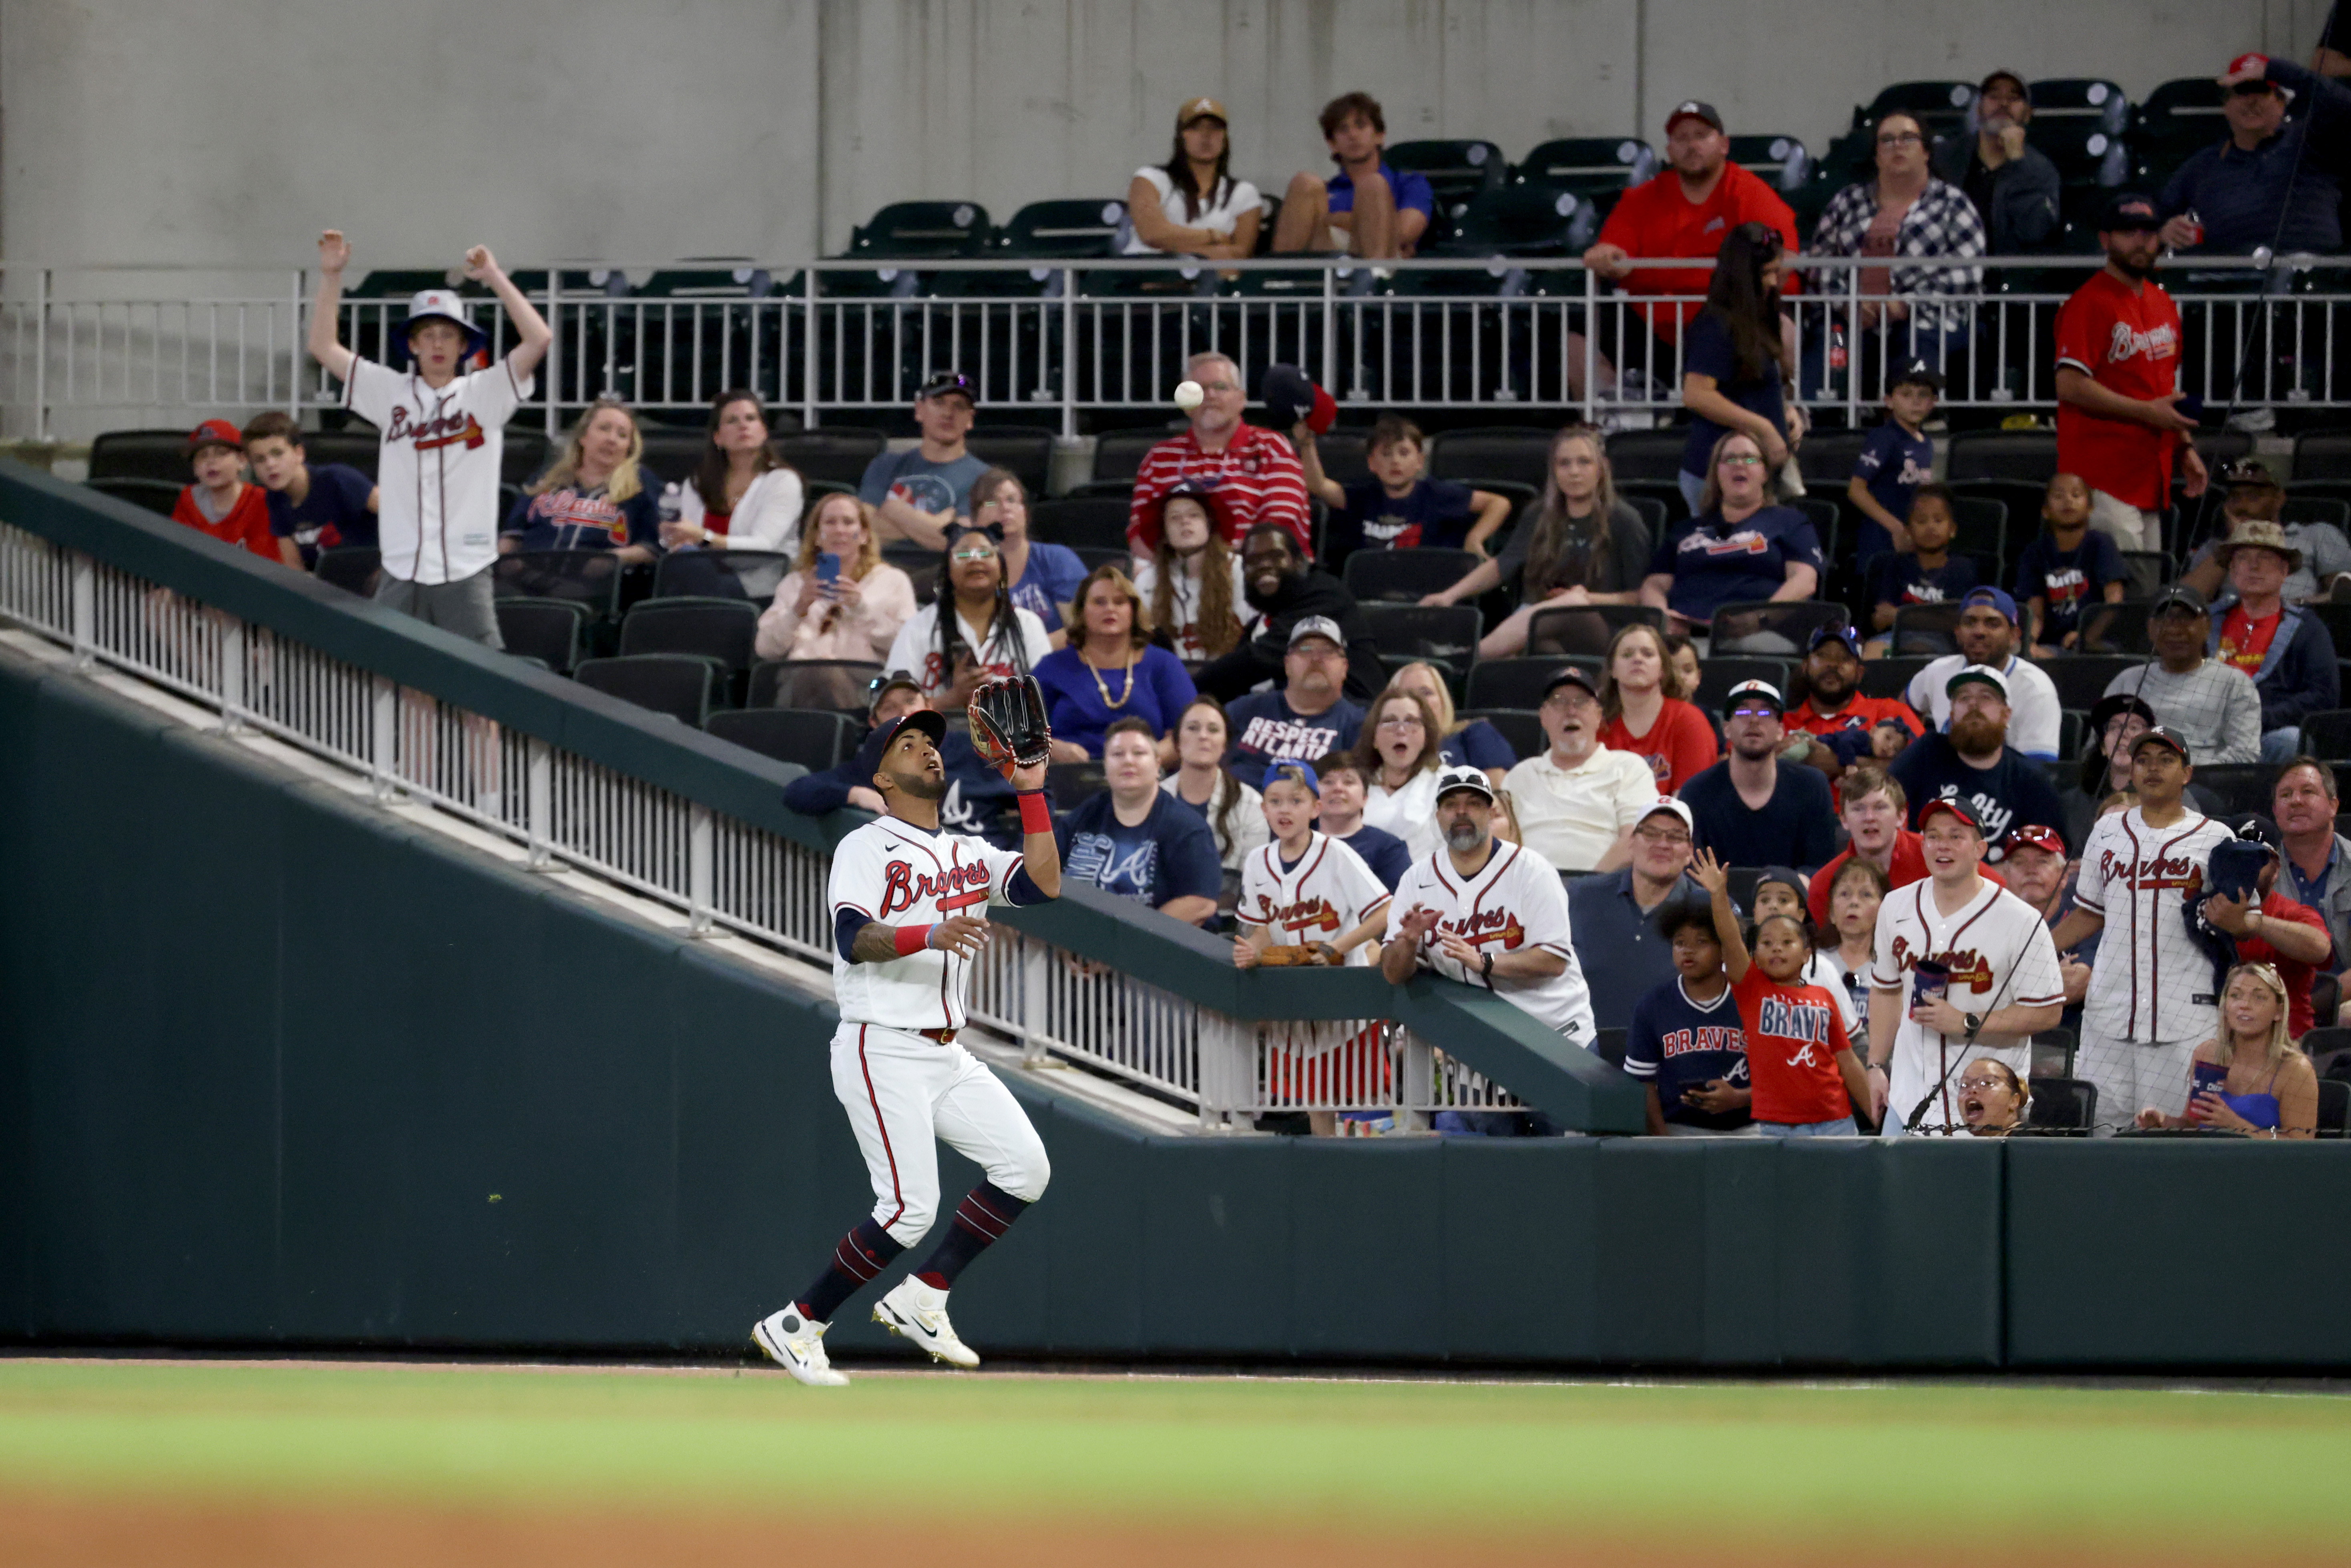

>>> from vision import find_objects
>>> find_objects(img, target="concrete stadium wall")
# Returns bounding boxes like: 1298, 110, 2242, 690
0, 0, 2325, 267
3, 644, 2350, 1371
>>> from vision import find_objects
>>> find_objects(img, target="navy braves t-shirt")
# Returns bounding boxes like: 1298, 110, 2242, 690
1011, 541, 1090, 635
266, 461, 377, 567
2014, 530, 2126, 642
1680, 312, 1788, 480
1057, 790, 1222, 911
1623, 976, 1752, 1131
1224, 691, 1366, 770
1870, 553, 1980, 609
1851, 421, 1935, 558
1888, 731, 2072, 850
502, 481, 662, 552
1326, 476, 1477, 567
1332, 822, 1411, 890
1650, 507, 1824, 627
1440, 721, 1520, 772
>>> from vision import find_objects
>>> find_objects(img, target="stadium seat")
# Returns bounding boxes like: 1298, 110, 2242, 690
300, 428, 381, 479
1460, 707, 1543, 761
1796, 429, 1867, 485
2025, 79, 2131, 188
1707, 601, 1847, 657
1891, 603, 1965, 658
1423, 185, 1595, 258
1690, 655, 1792, 713
1047, 760, 1109, 811
1619, 493, 1668, 540
1030, 497, 1133, 552
987, 199, 1127, 262
965, 426, 1055, 497
2131, 78, 2225, 186
833, 200, 992, 279
1724, 135, 1814, 194
2292, 430, 2351, 482
86, 476, 181, 518
1082, 429, 1177, 491
746, 659, 883, 714
502, 431, 553, 488
87, 429, 199, 485
616, 596, 760, 705
775, 427, 886, 486
2119, 552, 2169, 600
1605, 430, 1687, 482
1948, 496, 2007, 577
1467, 656, 1598, 711
1525, 604, 1665, 659
313, 545, 382, 597
883, 543, 942, 606
2283, 495, 2351, 532
2035, 653, 2145, 712
575, 654, 714, 727
706, 706, 854, 770
2190, 764, 2276, 818
2024, 1076, 2096, 1132
1384, 140, 1509, 211
492, 549, 626, 620
495, 598, 589, 675
1345, 548, 1479, 603
2320, 1079, 2349, 1139
1946, 429, 2058, 482
1511, 137, 1658, 203
1860, 654, 1931, 700
2311, 602, 2351, 653
2031, 1027, 2077, 1079
635, 426, 707, 486
1070, 546, 1130, 575
2074, 601, 2151, 656
652, 549, 792, 603
1589, 1026, 1628, 1068
1855, 82, 1977, 140
1359, 604, 1480, 693
2302, 710, 2351, 762
1614, 480, 1688, 529
1427, 427, 1556, 489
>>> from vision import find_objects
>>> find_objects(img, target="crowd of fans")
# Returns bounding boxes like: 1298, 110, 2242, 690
143, 46, 2351, 1144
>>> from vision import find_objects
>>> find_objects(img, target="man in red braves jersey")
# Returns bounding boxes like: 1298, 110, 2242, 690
2054, 192, 2210, 554
1782, 625, 1924, 778
1127, 352, 1311, 556
752, 704, 1061, 1385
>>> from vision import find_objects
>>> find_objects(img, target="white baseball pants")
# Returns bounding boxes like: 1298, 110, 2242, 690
1881, 1037, 2030, 1138
2077, 1032, 2201, 1135
831, 1021, 1051, 1247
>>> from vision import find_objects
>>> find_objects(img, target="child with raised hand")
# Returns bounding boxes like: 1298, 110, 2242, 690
1689, 847, 1871, 1136
1845, 361, 1940, 559
1296, 414, 1513, 573
1864, 483, 1978, 653
2015, 471, 2126, 657
306, 229, 552, 647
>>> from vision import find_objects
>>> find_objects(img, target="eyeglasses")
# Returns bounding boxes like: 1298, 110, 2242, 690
1730, 706, 1779, 720
1718, 453, 1765, 468
1376, 715, 1425, 730
950, 544, 998, 563
1956, 1076, 2011, 1094
1195, 380, 1239, 394
1632, 826, 1692, 847
1290, 644, 1342, 661
1876, 131, 1925, 147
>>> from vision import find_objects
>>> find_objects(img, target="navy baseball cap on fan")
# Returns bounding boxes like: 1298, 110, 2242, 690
1891, 358, 1945, 394
1808, 623, 1864, 660
1960, 585, 2019, 625
2098, 191, 2163, 232
1261, 760, 1322, 796
2150, 583, 2210, 618
917, 370, 976, 405
1666, 100, 1724, 134
1917, 795, 1986, 836
394, 288, 490, 366
867, 670, 924, 718
1261, 364, 1337, 434
1977, 69, 2031, 103
2131, 725, 2192, 766
1543, 665, 1602, 703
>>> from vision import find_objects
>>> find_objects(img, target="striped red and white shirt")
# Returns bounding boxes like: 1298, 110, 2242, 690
1127, 424, 1311, 555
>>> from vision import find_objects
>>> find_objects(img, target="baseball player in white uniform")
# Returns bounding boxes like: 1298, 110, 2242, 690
752, 689, 1061, 1386
1380, 765, 1596, 1044
2049, 725, 2236, 1132
308, 230, 553, 646
1864, 797, 2066, 1137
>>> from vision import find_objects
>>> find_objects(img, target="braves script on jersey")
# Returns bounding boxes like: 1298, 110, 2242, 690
830, 817, 1039, 1031
1241, 833, 1391, 961
1870, 878, 2064, 1135
2055, 270, 2183, 510
2071, 806, 2233, 1043
343, 356, 532, 584
1386, 842, 1594, 1039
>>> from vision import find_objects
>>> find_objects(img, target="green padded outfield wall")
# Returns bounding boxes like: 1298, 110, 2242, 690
0, 649, 2343, 1370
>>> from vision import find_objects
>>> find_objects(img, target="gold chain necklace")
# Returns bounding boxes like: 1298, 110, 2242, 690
1085, 642, 1139, 709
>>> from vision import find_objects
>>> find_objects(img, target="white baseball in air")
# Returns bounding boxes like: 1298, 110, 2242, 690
1173, 379, 1205, 410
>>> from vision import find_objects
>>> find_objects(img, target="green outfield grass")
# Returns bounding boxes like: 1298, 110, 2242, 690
0, 1359, 2346, 1550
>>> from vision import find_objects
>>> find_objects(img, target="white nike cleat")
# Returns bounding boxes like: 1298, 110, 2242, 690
873, 1276, 981, 1368
752, 1306, 850, 1386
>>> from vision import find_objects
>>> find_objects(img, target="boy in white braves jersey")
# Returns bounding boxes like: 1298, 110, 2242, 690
2050, 725, 2235, 1132
752, 706, 1060, 1386
1381, 764, 1595, 1043
307, 230, 552, 647
1864, 796, 2065, 1137
1234, 761, 1395, 1135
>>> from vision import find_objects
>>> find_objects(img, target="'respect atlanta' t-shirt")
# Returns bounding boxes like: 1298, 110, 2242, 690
1224, 691, 1366, 770
1057, 790, 1222, 911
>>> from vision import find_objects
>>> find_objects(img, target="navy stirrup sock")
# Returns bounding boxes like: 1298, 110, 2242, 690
796, 1218, 905, 1323
913, 1182, 1031, 1290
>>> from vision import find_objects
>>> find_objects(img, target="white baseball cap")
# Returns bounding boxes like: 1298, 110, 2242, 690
1637, 798, 1696, 834
1946, 663, 2009, 701
1433, 763, 1498, 806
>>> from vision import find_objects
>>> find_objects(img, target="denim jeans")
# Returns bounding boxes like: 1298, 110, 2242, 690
2261, 727, 2304, 764
1756, 1115, 1859, 1137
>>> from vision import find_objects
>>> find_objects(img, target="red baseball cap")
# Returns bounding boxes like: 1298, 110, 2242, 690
186, 418, 243, 453
1999, 824, 2066, 860
1917, 796, 1986, 837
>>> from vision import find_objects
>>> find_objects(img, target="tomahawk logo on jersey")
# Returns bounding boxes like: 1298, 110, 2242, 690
1870, 878, 2064, 1135
1240, 833, 1390, 964
344, 355, 531, 584
1386, 842, 1595, 1039
829, 818, 1037, 1032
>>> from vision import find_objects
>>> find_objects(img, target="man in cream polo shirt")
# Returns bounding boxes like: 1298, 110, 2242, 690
1503, 665, 1660, 872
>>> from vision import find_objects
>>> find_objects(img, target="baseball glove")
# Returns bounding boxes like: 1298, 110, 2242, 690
1254, 942, 1340, 967
969, 674, 1053, 777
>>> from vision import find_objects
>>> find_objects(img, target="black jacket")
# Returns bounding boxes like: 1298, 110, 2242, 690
1192, 567, 1386, 704
1930, 135, 2059, 254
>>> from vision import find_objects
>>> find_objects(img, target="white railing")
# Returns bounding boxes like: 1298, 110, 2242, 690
0, 513, 1522, 1129
0, 253, 2331, 442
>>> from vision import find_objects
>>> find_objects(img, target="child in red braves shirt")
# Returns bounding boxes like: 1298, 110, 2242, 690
170, 419, 278, 562
1691, 846, 1871, 1134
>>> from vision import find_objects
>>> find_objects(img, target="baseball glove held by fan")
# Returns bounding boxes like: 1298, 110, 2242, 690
1254, 942, 1340, 967
969, 675, 1053, 777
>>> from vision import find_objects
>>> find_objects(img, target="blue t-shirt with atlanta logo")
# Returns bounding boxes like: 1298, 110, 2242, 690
265, 461, 378, 567
1325, 476, 1478, 569
1057, 790, 1222, 911
2013, 529, 2127, 642
1650, 505, 1824, 627
1851, 420, 1935, 558
501, 480, 662, 552
1623, 975, 1752, 1131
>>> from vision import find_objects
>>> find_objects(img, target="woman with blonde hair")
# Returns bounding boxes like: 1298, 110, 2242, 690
1419, 425, 1652, 657
499, 396, 659, 563
2136, 963, 2320, 1139
1032, 560, 1198, 760
1595, 621, 1718, 794
1387, 660, 1516, 781
1353, 685, 1447, 859
753, 491, 917, 663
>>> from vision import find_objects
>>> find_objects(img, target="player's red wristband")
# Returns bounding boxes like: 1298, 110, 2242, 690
894, 924, 935, 957
1017, 789, 1051, 836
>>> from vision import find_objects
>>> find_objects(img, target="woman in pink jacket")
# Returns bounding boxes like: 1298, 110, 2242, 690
754, 492, 917, 662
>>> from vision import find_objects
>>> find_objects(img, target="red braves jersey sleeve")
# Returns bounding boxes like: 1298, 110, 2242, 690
2052, 288, 2102, 380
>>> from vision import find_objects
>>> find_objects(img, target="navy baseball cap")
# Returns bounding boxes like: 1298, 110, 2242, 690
2151, 583, 2210, 617
1808, 623, 1864, 660
2098, 191, 2163, 232
1666, 100, 1724, 134
1261, 760, 1322, 796
917, 369, 976, 404
1542, 665, 1602, 703
2132, 725, 2192, 765
878, 706, 947, 751
1960, 585, 2019, 625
